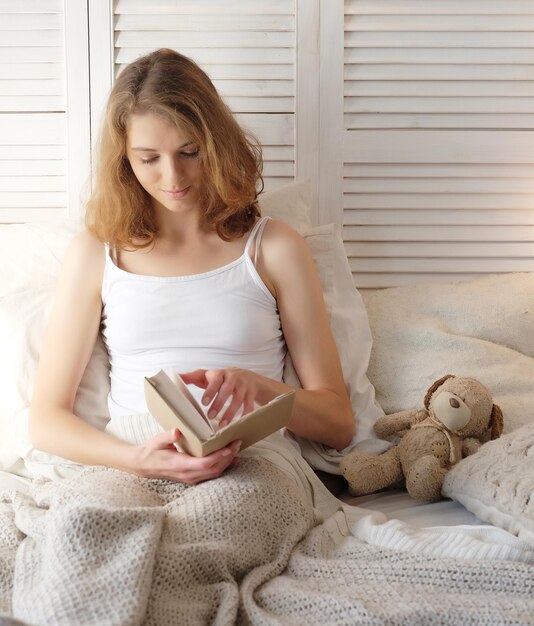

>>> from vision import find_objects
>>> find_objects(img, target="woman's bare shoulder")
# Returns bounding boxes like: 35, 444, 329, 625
260, 218, 311, 265
67, 229, 105, 257
255, 218, 317, 300
60, 229, 106, 288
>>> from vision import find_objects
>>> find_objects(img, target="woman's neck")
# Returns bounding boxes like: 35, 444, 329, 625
153, 203, 207, 245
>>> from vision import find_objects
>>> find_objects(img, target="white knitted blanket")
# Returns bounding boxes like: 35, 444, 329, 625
1, 457, 533, 626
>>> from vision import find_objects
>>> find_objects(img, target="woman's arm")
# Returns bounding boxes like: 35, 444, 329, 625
182, 220, 355, 450
29, 231, 239, 484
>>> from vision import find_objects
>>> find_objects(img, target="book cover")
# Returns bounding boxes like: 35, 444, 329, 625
144, 370, 296, 457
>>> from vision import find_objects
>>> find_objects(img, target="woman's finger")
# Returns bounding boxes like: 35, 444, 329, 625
179, 369, 208, 388
173, 442, 240, 483
218, 394, 244, 427
201, 369, 225, 407
150, 428, 181, 449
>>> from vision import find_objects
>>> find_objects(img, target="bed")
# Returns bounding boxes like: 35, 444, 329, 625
0, 181, 532, 625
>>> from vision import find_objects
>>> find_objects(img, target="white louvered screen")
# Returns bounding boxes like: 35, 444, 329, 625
342, 0, 534, 288
108, 0, 296, 191
0, 0, 67, 221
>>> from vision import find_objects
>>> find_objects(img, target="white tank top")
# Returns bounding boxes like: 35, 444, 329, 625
101, 216, 286, 418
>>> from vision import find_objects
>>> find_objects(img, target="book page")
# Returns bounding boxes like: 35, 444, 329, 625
173, 374, 214, 428
148, 371, 215, 438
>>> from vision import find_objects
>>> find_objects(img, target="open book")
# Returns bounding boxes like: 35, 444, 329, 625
144, 370, 296, 457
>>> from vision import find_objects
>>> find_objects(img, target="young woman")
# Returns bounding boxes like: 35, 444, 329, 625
29, 48, 354, 485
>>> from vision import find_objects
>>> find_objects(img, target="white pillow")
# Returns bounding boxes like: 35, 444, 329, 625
442, 423, 534, 545
0, 221, 110, 479
286, 224, 385, 474
363, 272, 534, 434
258, 178, 313, 234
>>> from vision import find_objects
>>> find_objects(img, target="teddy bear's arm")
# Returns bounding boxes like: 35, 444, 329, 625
373, 409, 427, 440
462, 437, 482, 457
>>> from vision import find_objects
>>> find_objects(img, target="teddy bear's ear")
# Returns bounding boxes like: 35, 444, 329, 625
423, 374, 456, 409
490, 404, 504, 440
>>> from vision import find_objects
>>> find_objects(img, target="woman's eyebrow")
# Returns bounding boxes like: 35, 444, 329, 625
131, 141, 195, 151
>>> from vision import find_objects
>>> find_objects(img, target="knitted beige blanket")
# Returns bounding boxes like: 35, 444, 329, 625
0, 458, 533, 626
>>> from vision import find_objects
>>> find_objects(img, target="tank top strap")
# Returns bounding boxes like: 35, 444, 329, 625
102, 242, 118, 301
244, 216, 271, 266
104, 242, 119, 265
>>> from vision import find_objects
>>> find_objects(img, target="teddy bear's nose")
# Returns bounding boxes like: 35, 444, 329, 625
449, 398, 461, 408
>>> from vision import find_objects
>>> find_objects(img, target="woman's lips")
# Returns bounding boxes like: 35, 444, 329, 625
162, 186, 190, 199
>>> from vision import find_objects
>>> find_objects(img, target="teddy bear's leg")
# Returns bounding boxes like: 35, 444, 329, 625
404, 455, 448, 502
340, 447, 403, 496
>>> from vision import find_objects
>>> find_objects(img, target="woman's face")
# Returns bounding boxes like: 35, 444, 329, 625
126, 112, 203, 214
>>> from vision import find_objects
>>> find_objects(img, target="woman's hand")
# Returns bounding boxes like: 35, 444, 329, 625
133, 428, 241, 484
180, 368, 260, 426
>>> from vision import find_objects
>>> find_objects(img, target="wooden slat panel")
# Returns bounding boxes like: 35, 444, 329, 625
346, 81, 534, 97
261, 162, 293, 177
0, 176, 66, 192
115, 0, 293, 15
345, 32, 534, 48
343, 224, 534, 241
0, 0, 68, 217
0, 0, 61, 12
1, 30, 63, 46
116, 47, 293, 65
212, 80, 293, 98
0, 63, 62, 79
2, 146, 66, 159
115, 31, 293, 48
115, 14, 294, 31
341, 1, 534, 289
344, 177, 534, 193
346, 113, 534, 130
346, 0, 534, 14
345, 15, 534, 30
0, 192, 66, 208
262, 178, 294, 191
0, 113, 65, 144
345, 241, 534, 258
2, 13, 62, 29
0, 160, 65, 175
344, 163, 534, 177
224, 97, 293, 113
343, 209, 534, 226
345, 64, 534, 81
349, 257, 534, 273
0, 96, 65, 111
352, 273, 486, 288
261, 146, 294, 161
345, 48, 534, 64
345, 97, 534, 114
235, 113, 294, 145
343, 193, 534, 210
343, 130, 534, 163
1, 79, 63, 96
0, 47, 63, 63
117, 63, 294, 80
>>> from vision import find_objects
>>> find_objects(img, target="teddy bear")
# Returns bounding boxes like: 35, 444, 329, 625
340, 375, 504, 503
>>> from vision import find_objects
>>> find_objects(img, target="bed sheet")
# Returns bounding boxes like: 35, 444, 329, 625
342, 488, 485, 527
341, 487, 534, 563
0, 471, 30, 494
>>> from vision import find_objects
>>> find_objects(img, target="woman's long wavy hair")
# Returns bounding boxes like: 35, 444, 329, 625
85, 48, 263, 248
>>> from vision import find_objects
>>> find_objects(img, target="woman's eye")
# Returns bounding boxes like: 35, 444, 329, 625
140, 157, 158, 165
181, 149, 199, 158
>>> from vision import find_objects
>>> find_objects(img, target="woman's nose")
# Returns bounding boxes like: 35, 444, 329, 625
163, 157, 184, 188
